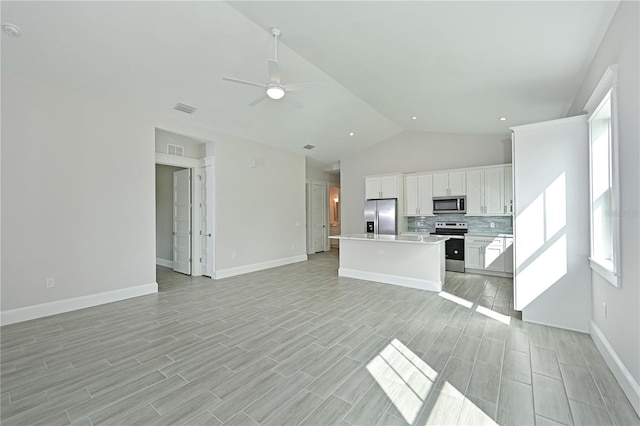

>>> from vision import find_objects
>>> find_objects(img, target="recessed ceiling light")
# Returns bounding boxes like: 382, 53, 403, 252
349, 132, 355, 136
411, 116, 417, 120
499, 117, 507, 121
2, 23, 21, 37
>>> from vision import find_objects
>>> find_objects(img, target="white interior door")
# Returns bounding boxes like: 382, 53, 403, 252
311, 181, 327, 253
200, 159, 214, 277
173, 169, 191, 275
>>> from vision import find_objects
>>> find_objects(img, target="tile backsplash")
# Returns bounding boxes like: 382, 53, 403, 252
407, 214, 513, 234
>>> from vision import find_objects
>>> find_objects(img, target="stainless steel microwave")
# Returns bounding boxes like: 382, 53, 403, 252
433, 196, 466, 214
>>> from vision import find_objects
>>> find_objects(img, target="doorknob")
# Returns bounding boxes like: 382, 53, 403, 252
206, 233, 212, 237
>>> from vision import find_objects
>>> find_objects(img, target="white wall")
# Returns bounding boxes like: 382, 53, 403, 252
1, 75, 157, 315
305, 158, 340, 184
214, 138, 307, 273
1, 74, 307, 322
567, 0, 640, 406
511, 116, 591, 333
340, 131, 511, 234
155, 164, 184, 263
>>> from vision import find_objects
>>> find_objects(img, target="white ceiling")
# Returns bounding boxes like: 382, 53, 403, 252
1, 1, 619, 166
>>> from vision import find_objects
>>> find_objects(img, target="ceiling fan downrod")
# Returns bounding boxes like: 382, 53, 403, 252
271, 27, 281, 62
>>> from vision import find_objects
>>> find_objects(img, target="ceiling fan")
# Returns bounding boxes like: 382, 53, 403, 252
223, 27, 315, 108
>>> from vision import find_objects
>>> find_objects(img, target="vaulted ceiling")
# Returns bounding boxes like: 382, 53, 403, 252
1, 1, 619, 165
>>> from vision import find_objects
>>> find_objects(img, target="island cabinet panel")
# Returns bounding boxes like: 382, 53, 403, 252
330, 234, 447, 292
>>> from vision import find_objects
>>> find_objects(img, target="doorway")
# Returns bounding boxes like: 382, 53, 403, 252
306, 180, 329, 254
155, 164, 190, 274
154, 129, 215, 278
329, 185, 340, 248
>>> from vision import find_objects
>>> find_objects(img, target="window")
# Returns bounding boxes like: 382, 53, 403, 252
586, 65, 620, 287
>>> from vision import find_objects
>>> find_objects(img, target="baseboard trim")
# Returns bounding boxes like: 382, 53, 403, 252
520, 316, 589, 334
338, 268, 443, 292
156, 258, 173, 268
0, 282, 158, 326
590, 320, 640, 416
214, 255, 308, 280
464, 268, 513, 278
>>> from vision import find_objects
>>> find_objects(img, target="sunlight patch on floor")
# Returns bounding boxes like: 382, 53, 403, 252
475, 305, 511, 325
367, 339, 498, 425
438, 291, 474, 308
366, 338, 437, 423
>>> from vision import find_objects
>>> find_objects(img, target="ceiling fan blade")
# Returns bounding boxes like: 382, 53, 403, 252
285, 82, 322, 92
268, 60, 280, 84
222, 77, 267, 89
288, 95, 304, 109
249, 94, 268, 106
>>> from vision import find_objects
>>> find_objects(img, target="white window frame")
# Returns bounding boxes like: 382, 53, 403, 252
585, 65, 621, 287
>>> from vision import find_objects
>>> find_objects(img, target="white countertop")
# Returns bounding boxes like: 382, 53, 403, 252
329, 233, 449, 244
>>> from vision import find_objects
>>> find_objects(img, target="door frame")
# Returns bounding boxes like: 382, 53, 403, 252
156, 152, 207, 276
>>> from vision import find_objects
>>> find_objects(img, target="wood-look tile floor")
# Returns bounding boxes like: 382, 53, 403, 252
1, 250, 638, 425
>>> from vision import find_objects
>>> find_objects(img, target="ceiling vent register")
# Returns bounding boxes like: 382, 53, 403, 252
174, 103, 197, 114
303, 145, 315, 150
167, 144, 184, 157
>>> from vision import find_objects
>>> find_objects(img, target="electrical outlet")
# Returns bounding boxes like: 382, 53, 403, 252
45, 278, 55, 288
603, 302, 607, 318
231, 251, 237, 259
291, 244, 296, 250
378, 249, 385, 255
490, 222, 495, 228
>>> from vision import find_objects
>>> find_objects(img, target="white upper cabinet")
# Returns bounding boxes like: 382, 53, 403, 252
466, 169, 484, 215
504, 165, 513, 214
404, 174, 433, 216
465, 166, 510, 216
365, 174, 401, 199
433, 171, 466, 196
484, 167, 504, 215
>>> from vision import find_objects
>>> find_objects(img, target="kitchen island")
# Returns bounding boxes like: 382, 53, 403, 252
329, 233, 449, 292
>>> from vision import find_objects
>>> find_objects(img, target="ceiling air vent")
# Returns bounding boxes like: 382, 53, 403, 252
303, 144, 315, 150
167, 144, 184, 157
174, 103, 197, 114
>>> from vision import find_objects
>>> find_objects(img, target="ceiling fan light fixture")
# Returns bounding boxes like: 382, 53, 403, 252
266, 84, 285, 100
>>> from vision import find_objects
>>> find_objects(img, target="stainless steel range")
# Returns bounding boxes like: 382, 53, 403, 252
431, 222, 468, 272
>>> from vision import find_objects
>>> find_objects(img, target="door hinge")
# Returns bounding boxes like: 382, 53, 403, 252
199, 257, 202, 263
198, 175, 202, 181
199, 230, 202, 235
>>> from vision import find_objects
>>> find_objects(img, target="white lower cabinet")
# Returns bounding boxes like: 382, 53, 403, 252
465, 235, 513, 276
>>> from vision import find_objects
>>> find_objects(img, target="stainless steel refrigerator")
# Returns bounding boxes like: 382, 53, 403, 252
364, 199, 398, 235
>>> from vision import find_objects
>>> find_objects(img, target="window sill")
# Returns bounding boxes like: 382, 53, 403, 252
589, 258, 620, 287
